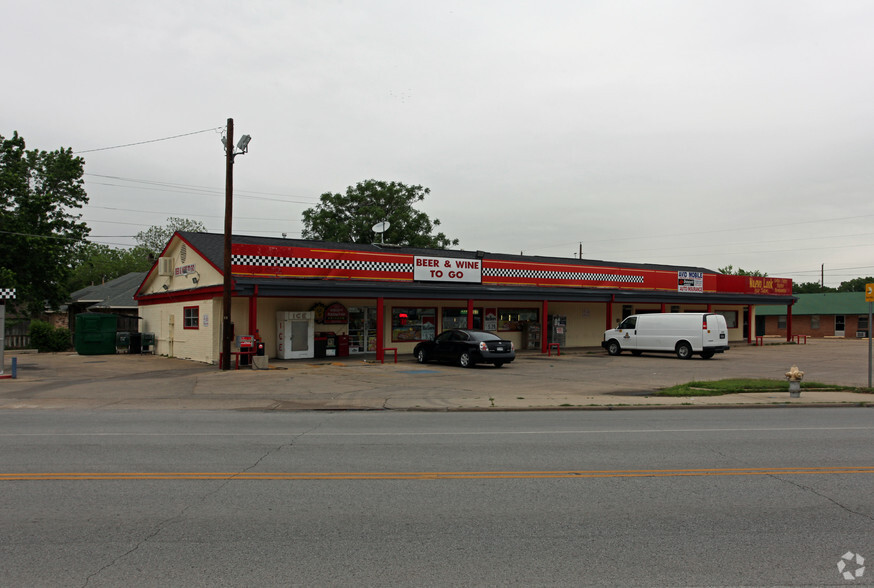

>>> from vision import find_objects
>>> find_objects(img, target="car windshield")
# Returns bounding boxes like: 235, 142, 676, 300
467, 331, 501, 342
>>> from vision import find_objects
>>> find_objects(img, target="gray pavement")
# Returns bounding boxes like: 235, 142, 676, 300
2, 338, 873, 410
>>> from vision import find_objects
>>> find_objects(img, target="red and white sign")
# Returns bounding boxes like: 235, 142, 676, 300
414, 256, 482, 283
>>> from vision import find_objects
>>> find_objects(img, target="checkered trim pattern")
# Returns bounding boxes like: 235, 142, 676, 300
484, 268, 644, 283
233, 255, 412, 273
0, 288, 16, 299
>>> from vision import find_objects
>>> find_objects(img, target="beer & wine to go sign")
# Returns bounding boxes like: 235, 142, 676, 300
414, 256, 482, 283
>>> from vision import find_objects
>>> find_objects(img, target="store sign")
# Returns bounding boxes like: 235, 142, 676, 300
175, 264, 196, 276
678, 271, 703, 293
324, 302, 348, 324
414, 256, 482, 283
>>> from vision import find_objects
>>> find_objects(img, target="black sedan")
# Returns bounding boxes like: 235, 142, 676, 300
413, 329, 516, 368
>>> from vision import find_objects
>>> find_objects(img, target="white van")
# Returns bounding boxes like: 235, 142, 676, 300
602, 312, 730, 359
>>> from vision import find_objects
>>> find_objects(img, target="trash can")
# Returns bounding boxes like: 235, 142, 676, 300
255, 341, 265, 356
115, 331, 130, 353
337, 334, 350, 357
314, 333, 328, 358
129, 332, 142, 354
75, 313, 118, 355
141, 333, 155, 354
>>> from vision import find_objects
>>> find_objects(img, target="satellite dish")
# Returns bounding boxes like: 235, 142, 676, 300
372, 221, 390, 244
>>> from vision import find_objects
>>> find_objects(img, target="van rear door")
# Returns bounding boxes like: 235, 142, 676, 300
703, 314, 727, 348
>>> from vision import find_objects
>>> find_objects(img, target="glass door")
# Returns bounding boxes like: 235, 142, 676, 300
348, 307, 378, 353
835, 315, 845, 337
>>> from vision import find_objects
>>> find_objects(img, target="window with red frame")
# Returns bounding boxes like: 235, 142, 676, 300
183, 306, 199, 329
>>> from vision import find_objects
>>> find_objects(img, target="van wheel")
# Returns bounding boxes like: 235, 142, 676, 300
676, 342, 693, 360
606, 340, 622, 356
700, 350, 715, 359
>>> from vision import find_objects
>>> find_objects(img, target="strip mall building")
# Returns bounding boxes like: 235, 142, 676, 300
134, 232, 796, 364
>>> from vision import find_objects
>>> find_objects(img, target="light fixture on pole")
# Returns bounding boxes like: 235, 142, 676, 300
220, 118, 252, 371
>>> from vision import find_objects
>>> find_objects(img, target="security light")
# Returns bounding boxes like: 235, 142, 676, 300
237, 135, 252, 153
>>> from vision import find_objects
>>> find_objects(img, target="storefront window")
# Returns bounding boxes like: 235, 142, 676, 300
183, 306, 199, 329
392, 307, 437, 342
442, 308, 482, 330
715, 310, 738, 328
497, 308, 538, 331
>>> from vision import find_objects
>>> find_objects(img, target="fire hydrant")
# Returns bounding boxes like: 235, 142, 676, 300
785, 365, 804, 398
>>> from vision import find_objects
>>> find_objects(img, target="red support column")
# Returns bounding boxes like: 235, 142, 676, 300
787, 302, 793, 342
376, 297, 385, 362
707, 304, 713, 313
660, 303, 666, 313
541, 300, 549, 354
467, 299, 474, 329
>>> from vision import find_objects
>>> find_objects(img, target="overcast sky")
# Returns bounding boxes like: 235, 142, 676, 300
4, 1, 874, 287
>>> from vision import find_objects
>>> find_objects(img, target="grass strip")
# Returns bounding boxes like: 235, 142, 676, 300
655, 378, 861, 397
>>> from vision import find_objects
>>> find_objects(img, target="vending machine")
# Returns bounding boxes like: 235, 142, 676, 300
276, 311, 315, 359
547, 315, 567, 348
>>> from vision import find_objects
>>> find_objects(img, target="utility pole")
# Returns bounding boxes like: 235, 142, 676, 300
221, 118, 234, 370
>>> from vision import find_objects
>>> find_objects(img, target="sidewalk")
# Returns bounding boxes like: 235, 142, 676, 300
2, 341, 873, 411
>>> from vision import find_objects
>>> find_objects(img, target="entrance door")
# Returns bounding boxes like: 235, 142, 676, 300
835, 315, 845, 338
348, 307, 377, 353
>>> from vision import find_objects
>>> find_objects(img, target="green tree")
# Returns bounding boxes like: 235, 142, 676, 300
302, 180, 459, 248
793, 281, 835, 294
135, 216, 206, 256
718, 265, 768, 277
67, 242, 153, 292
0, 132, 89, 316
836, 276, 874, 292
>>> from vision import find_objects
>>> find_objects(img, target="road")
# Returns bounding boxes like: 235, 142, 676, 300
1, 409, 872, 586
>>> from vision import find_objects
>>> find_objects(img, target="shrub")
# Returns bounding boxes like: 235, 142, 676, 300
28, 320, 71, 352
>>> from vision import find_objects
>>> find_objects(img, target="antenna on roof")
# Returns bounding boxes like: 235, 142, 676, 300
372, 221, 390, 244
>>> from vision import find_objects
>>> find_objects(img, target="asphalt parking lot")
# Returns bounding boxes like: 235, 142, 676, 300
2, 338, 873, 410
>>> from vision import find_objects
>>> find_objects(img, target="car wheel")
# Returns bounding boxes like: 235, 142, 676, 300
493, 362, 504, 368
416, 348, 428, 364
676, 342, 693, 359
458, 351, 473, 368
700, 350, 715, 359
606, 340, 622, 356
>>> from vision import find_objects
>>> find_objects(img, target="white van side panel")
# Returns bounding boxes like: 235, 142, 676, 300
636, 314, 703, 351
603, 312, 730, 356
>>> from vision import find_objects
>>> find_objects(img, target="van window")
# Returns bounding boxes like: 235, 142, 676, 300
618, 317, 637, 330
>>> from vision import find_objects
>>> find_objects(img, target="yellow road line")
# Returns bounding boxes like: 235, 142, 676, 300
2, 467, 873, 481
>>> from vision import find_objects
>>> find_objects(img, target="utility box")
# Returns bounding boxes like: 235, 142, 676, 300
141, 333, 155, 354
75, 313, 118, 356
115, 331, 130, 353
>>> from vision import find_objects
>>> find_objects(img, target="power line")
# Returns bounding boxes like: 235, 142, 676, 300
73, 127, 224, 154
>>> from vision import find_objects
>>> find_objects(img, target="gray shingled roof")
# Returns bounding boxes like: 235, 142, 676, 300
70, 272, 147, 310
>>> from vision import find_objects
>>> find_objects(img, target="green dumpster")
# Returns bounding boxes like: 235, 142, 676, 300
75, 313, 118, 355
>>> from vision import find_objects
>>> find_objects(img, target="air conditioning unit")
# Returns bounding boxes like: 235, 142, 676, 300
856, 331, 868, 338
158, 257, 174, 276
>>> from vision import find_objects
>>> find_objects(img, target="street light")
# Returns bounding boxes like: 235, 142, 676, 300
221, 118, 252, 370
